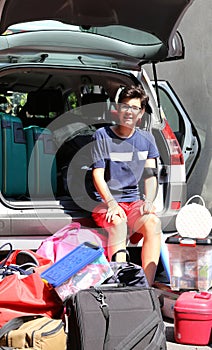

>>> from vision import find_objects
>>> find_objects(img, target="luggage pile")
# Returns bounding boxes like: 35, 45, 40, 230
0, 222, 167, 349
155, 195, 212, 347
0, 112, 57, 198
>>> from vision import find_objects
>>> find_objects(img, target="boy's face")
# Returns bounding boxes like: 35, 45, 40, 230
117, 97, 145, 128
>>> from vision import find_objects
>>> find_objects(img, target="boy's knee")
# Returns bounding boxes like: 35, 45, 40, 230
151, 214, 161, 233
111, 215, 126, 226
155, 216, 162, 233
152, 214, 161, 227
104, 216, 127, 235
143, 214, 161, 235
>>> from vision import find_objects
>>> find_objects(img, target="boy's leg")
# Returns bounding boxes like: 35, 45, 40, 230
137, 215, 161, 286
92, 203, 128, 262
106, 217, 128, 262
127, 201, 162, 286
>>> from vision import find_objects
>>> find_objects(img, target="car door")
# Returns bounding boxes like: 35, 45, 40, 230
152, 80, 201, 179
0, 0, 195, 71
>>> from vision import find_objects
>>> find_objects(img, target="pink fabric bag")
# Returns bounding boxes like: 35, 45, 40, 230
36, 222, 107, 262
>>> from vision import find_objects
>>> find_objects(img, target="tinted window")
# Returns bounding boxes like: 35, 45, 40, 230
157, 86, 185, 147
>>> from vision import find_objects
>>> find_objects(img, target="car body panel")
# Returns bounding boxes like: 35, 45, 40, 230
0, 0, 194, 43
0, 0, 199, 248
0, 29, 168, 69
0, 0, 195, 63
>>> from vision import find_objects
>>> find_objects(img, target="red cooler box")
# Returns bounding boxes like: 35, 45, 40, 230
174, 291, 212, 345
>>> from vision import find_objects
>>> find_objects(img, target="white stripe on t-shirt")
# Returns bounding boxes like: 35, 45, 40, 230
110, 152, 133, 162
137, 151, 148, 160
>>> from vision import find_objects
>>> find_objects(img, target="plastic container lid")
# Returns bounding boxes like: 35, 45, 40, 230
165, 234, 212, 246
41, 242, 104, 287
174, 291, 212, 315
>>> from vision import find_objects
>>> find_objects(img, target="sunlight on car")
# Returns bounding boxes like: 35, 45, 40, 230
3, 20, 80, 34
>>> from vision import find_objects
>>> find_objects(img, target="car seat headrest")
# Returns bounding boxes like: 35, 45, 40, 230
81, 93, 109, 122
0, 95, 7, 104
27, 89, 63, 115
81, 93, 109, 105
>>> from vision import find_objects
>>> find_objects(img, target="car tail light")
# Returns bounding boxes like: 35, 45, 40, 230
171, 201, 181, 210
162, 120, 184, 165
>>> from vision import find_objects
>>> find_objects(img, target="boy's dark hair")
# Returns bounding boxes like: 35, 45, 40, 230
118, 85, 149, 109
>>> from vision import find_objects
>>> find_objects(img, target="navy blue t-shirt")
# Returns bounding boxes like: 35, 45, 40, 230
91, 126, 159, 202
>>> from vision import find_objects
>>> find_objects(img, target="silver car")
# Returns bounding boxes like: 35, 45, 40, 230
0, 0, 200, 250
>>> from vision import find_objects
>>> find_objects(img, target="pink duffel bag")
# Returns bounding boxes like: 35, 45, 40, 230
36, 222, 107, 262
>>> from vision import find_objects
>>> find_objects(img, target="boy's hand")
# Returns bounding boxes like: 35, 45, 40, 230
141, 200, 156, 215
106, 200, 127, 223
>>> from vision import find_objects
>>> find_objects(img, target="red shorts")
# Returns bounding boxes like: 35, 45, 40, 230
92, 200, 145, 244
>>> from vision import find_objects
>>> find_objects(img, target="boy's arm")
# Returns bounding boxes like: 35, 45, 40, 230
92, 167, 114, 203
143, 158, 158, 213
92, 167, 127, 222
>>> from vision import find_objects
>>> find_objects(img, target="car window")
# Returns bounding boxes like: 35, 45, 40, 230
157, 87, 180, 131
156, 86, 186, 148
0, 92, 27, 115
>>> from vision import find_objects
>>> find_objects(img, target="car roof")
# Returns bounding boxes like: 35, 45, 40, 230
0, 0, 195, 65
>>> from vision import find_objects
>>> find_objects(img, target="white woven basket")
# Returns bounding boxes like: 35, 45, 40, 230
176, 195, 212, 239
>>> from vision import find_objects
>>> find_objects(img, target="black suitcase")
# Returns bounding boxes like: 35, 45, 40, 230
65, 286, 167, 350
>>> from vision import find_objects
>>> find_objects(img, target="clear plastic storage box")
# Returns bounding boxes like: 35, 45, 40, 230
165, 234, 212, 291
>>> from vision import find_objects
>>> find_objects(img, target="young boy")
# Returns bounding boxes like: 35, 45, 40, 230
91, 85, 161, 286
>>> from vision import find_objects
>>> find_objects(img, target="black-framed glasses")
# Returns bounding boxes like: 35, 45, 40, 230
120, 103, 142, 115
